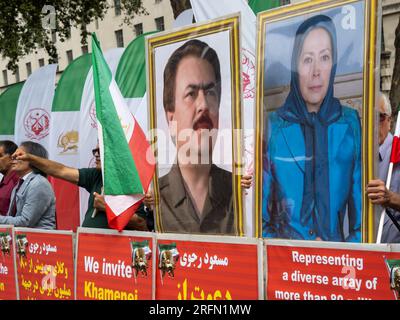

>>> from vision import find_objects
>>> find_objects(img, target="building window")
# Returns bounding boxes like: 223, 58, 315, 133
26, 62, 32, 76
38, 58, 45, 67
155, 0, 162, 3
280, 0, 290, 5
51, 30, 57, 43
2, 70, 8, 86
15, 66, 20, 82
115, 29, 124, 48
134, 23, 143, 37
81, 45, 89, 54
114, 0, 121, 15
66, 50, 74, 64
155, 16, 165, 31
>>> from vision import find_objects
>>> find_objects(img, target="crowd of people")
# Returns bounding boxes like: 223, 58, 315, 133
0, 140, 155, 231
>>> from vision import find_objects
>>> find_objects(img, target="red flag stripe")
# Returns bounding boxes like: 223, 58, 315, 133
390, 136, 400, 164
105, 199, 144, 232
128, 121, 155, 192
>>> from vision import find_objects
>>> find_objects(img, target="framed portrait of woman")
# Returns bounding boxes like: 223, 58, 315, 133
254, 0, 379, 242
146, 14, 244, 236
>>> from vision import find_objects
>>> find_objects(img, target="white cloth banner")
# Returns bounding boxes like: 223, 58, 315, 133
173, 9, 194, 28
14, 64, 58, 150
190, 0, 257, 236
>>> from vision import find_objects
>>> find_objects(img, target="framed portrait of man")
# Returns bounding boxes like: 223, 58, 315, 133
146, 14, 244, 236
254, 0, 379, 242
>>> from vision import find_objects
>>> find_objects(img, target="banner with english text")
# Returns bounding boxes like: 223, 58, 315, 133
265, 240, 400, 300
75, 228, 155, 300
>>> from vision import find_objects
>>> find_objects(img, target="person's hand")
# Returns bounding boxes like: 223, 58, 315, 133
11, 148, 30, 161
126, 214, 148, 231
366, 179, 391, 206
143, 192, 154, 207
241, 174, 253, 189
93, 192, 106, 211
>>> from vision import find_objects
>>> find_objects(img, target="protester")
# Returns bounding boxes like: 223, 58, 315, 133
0, 140, 19, 215
366, 92, 400, 242
0, 141, 55, 229
11, 144, 153, 230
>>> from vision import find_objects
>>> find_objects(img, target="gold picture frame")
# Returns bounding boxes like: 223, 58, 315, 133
254, 0, 378, 242
146, 14, 244, 236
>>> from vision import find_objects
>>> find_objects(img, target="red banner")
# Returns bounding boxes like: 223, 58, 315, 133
15, 228, 75, 300
76, 229, 154, 300
266, 242, 400, 300
0, 225, 18, 300
155, 236, 260, 300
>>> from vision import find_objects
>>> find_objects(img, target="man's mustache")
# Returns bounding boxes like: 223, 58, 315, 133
193, 114, 214, 131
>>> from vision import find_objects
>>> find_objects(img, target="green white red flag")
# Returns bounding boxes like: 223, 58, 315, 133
91, 33, 155, 231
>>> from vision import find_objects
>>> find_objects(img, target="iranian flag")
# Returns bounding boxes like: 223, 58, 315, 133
91, 33, 155, 231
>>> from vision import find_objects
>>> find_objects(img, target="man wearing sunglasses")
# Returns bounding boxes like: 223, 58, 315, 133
11, 144, 152, 231
367, 92, 400, 242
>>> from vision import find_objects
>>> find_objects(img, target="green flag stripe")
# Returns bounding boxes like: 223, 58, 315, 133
248, 0, 281, 14
115, 31, 158, 98
0, 82, 24, 134
386, 259, 400, 268
91, 33, 142, 195
52, 54, 92, 112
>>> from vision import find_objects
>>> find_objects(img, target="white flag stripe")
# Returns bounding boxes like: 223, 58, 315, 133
105, 194, 143, 217
0, 135, 14, 141
14, 64, 57, 149
131, 93, 149, 135
49, 112, 80, 166
109, 79, 135, 142
173, 9, 194, 28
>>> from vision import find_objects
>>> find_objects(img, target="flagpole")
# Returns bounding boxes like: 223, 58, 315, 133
377, 109, 400, 243
92, 187, 104, 218
376, 166, 393, 243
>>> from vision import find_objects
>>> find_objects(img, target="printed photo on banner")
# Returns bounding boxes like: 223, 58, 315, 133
155, 235, 261, 300
254, 0, 378, 241
146, 14, 244, 236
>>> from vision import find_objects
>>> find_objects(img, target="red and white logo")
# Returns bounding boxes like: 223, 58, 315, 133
241, 48, 256, 100
23, 108, 50, 140
89, 102, 97, 129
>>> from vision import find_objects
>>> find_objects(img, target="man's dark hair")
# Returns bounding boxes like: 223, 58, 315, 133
0, 140, 18, 156
20, 141, 48, 177
163, 39, 221, 113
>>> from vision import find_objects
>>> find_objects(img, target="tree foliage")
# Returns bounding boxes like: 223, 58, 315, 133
0, 0, 147, 72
